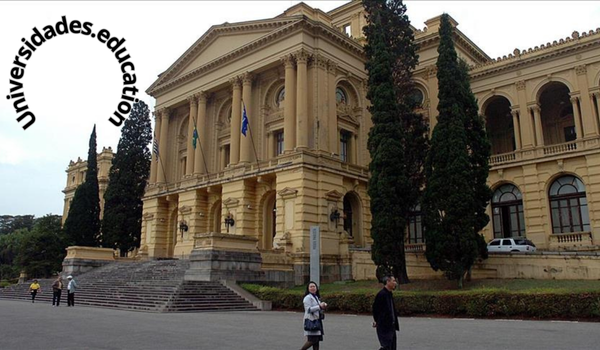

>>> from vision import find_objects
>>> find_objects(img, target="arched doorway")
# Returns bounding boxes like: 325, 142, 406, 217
539, 82, 575, 145
343, 192, 363, 246
549, 175, 590, 233
484, 96, 514, 154
491, 184, 525, 238
261, 191, 277, 249
211, 200, 222, 233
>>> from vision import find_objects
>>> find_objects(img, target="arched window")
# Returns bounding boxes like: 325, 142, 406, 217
408, 88, 424, 108
336, 87, 348, 105
491, 184, 525, 238
407, 204, 424, 243
549, 175, 590, 233
276, 87, 285, 108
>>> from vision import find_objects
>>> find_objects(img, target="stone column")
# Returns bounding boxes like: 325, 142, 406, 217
570, 96, 583, 140
296, 50, 309, 149
241, 73, 253, 163
220, 146, 227, 170
194, 92, 208, 175
157, 108, 170, 183
186, 95, 198, 176
282, 54, 296, 152
511, 108, 522, 150
592, 92, 600, 124
230, 77, 242, 165
530, 105, 544, 147
149, 112, 162, 184
267, 131, 274, 159
327, 60, 338, 153
575, 65, 599, 137
516, 81, 535, 148
315, 55, 330, 153
426, 66, 440, 135
352, 134, 358, 164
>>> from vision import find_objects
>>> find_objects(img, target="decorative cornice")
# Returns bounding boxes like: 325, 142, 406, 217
278, 187, 298, 198
223, 197, 239, 207
179, 205, 192, 214
324, 189, 343, 200
148, 17, 364, 97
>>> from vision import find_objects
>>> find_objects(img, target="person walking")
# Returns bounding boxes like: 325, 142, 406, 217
51, 276, 63, 307
66, 275, 77, 307
300, 281, 327, 350
29, 279, 41, 303
372, 275, 399, 350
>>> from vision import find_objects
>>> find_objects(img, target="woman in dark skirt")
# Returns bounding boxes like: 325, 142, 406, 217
300, 281, 327, 350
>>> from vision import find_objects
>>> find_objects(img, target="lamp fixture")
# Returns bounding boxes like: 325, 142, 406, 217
330, 209, 341, 228
224, 213, 235, 233
179, 220, 188, 238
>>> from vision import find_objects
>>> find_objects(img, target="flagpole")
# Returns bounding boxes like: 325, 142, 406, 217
191, 110, 210, 177
153, 135, 168, 184
242, 100, 261, 173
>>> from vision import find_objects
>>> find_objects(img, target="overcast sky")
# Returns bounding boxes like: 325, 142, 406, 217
1, 1, 599, 218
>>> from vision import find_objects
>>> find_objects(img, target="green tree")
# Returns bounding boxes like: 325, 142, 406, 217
423, 14, 491, 288
0, 229, 26, 280
0, 215, 35, 235
63, 125, 101, 247
363, 0, 427, 284
101, 101, 152, 253
15, 215, 66, 278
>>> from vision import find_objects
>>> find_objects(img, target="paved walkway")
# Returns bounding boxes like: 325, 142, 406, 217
1, 299, 598, 349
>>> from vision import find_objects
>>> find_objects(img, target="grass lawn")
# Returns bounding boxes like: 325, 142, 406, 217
287, 279, 600, 295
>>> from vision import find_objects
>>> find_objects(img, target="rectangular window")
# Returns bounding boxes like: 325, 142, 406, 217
340, 130, 351, 163
275, 130, 284, 156
343, 24, 351, 37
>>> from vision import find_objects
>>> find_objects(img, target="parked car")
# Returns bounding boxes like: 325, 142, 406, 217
487, 237, 536, 253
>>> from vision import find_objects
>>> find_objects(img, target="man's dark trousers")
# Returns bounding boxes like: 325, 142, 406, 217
67, 292, 75, 306
52, 290, 62, 306
376, 328, 397, 350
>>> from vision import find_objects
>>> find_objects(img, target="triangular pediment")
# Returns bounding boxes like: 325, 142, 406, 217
148, 18, 300, 94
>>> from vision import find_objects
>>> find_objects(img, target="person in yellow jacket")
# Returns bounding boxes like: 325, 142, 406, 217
29, 280, 41, 303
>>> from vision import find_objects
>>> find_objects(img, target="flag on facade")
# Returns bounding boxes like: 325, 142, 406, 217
152, 137, 159, 160
192, 126, 198, 149
241, 102, 249, 137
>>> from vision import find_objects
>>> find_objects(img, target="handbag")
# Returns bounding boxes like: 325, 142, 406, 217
304, 318, 321, 331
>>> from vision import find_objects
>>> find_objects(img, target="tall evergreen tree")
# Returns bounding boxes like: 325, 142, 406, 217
63, 126, 101, 247
423, 14, 491, 288
363, 0, 427, 284
101, 101, 152, 253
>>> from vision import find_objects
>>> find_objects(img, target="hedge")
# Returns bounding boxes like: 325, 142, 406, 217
241, 284, 600, 320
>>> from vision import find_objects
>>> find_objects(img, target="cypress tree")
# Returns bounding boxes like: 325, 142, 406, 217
101, 101, 152, 254
63, 125, 101, 247
363, 0, 427, 284
423, 14, 491, 288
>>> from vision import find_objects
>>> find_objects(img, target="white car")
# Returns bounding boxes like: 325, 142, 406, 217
487, 238, 536, 253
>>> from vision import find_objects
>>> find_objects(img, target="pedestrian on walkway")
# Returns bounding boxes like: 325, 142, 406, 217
52, 275, 63, 307
372, 275, 399, 350
300, 281, 327, 350
67, 275, 77, 307
29, 279, 41, 303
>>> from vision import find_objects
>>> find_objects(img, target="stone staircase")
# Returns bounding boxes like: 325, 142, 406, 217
0, 260, 258, 313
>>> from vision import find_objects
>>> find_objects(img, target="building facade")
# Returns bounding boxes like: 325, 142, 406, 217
62, 147, 114, 224
65, 1, 600, 283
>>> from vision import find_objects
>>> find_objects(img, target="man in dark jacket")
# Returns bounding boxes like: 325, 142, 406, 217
372, 275, 399, 350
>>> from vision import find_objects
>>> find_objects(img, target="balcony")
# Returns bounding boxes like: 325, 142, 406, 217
548, 231, 594, 251
489, 138, 598, 168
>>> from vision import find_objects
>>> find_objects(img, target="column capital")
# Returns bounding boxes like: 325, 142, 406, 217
187, 94, 197, 107
516, 80, 526, 91
570, 96, 579, 104
314, 54, 328, 70
229, 76, 241, 88
510, 108, 519, 118
295, 49, 310, 64
530, 104, 541, 113
197, 91, 208, 103
575, 65, 587, 76
592, 91, 600, 99
157, 107, 171, 120
426, 65, 437, 79
280, 54, 295, 68
242, 72, 254, 85
152, 111, 159, 121
327, 60, 338, 74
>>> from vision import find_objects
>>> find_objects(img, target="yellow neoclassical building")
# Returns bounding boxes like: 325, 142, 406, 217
64, 1, 600, 283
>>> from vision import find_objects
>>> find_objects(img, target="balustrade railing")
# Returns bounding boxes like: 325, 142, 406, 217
543, 141, 577, 155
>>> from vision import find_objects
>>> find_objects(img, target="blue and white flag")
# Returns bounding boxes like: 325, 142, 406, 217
241, 102, 249, 137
